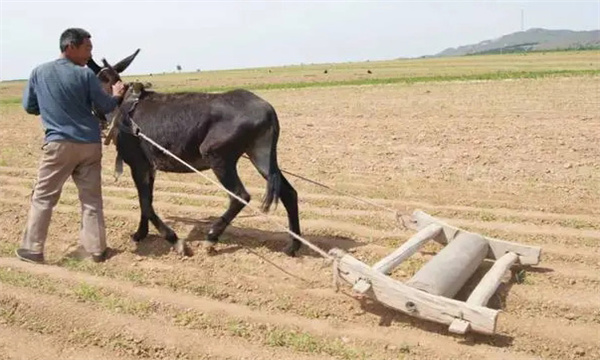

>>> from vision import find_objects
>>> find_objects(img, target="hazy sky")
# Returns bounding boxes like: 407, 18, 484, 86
1, 1, 598, 81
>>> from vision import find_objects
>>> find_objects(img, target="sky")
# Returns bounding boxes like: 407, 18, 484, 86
0, 1, 599, 81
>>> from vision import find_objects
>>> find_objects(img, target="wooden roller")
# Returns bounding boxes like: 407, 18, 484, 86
406, 232, 489, 298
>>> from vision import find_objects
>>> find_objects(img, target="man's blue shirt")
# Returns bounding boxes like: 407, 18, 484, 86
22, 58, 118, 143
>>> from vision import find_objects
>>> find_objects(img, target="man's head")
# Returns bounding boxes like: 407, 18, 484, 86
60, 28, 93, 66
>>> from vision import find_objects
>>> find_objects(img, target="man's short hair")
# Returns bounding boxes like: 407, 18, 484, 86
59, 28, 91, 52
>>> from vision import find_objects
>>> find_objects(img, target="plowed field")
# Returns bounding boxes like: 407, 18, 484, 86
1, 71, 598, 359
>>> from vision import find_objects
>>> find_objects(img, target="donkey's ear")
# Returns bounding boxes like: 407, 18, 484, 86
113, 49, 141, 73
87, 58, 102, 74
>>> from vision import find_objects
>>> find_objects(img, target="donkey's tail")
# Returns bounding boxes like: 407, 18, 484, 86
261, 108, 282, 213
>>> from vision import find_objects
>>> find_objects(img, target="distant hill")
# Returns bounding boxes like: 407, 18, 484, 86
431, 28, 600, 57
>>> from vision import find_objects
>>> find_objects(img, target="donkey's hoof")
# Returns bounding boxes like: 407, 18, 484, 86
206, 229, 220, 243
173, 239, 188, 256
165, 231, 179, 244
131, 232, 147, 242
201, 241, 218, 256
283, 244, 298, 257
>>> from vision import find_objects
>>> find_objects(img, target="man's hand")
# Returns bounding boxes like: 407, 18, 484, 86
112, 81, 126, 97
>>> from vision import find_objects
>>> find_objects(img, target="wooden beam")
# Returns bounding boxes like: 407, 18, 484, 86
406, 232, 489, 298
487, 240, 538, 266
467, 252, 518, 306
449, 252, 518, 333
411, 210, 541, 265
448, 319, 471, 334
330, 249, 498, 334
352, 279, 372, 294
353, 223, 442, 294
373, 223, 443, 275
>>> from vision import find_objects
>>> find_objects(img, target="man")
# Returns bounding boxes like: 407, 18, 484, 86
17, 28, 125, 264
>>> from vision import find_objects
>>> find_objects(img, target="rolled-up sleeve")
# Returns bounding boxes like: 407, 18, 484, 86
22, 70, 40, 115
87, 70, 119, 114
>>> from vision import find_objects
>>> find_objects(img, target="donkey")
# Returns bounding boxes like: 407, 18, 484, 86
87, 50, 302, 257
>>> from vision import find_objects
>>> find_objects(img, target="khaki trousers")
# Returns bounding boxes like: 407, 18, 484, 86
21, 141, 106, 255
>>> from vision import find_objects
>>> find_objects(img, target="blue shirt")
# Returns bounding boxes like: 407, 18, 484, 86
22, 58, 119, 143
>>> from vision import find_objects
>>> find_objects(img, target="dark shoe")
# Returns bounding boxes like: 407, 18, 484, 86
15, 248, 44, 264
91, 249, 109, 263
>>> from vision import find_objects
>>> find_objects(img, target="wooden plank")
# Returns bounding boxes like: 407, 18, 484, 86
467, 252, 518, 306
406, 232, 489, 298
448, 319, 471, 334
373, 223, 443, 275
330, 249, 499, 334
352, 279, 372, 294
411, 210, 541, 265
487, 240, 540, 266
353, 223, 443, 294
448, 252, 518, 333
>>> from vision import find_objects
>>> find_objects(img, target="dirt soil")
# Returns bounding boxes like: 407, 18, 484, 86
1, 76, 599, 359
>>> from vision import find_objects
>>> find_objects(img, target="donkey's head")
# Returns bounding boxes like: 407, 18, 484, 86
87, 49, 140, 93
87, 49, 140, 128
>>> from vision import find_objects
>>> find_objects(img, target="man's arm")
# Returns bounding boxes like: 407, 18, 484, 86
22, 71, 40, 115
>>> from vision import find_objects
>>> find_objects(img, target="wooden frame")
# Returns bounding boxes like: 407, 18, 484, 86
331, 210, 542, 335
411, 210, 541, 265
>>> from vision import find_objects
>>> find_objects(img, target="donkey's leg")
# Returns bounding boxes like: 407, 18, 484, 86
129, 164, 149, 242
247, 147, 302, 257
277, 175, 302, 257
130, 163, 185, 255
205, 155, 250, 250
